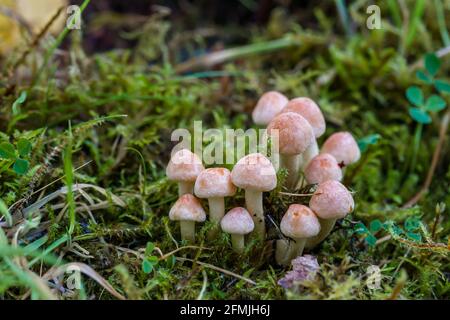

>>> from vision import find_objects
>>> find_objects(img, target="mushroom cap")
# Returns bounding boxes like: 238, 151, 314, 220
194, 167, 237, 198
320, 132, 361, 166
309, 180, 354, 220
169, 194, 206, 222
166, 149, 205, 182
280, 204, 321, 239
252, 91, 288, 125
281, 97, 326, 138
305, 153, 343, 184
231, 153, 277, 191
267, 112, 314, 155
220, 207, 255, 235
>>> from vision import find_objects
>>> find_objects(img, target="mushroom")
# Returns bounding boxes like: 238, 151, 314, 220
280, 97, 326, 170
194, 168, 237, 237
231, 153, 277, 238
304, 153, 342, 185
169, 194, 206, 242
320, 132, 361, 169
220, 207, 254, 253
267, 112, 314, 189
306, 180, 354, 248
252, 91, 288, 126
277, 204, 320, 266
166, 148, 204, 196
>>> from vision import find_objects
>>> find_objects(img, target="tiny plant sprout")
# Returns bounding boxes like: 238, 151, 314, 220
320, 132, 361, 168
277, 204, 320, 266
231, 153, 277, 238
169, 194, 206, 243
304, 153, 342, 185
220, 207, 254, 253
166, 148, 205, 196
267, 112, 314, 189
194, 167, 237, 238
307, 180, 354, 248
280, 97, 326, 169
252, 91, 288, 126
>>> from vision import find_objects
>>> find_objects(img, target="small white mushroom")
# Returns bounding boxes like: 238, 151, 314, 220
267, 112, 314, 189
252, 91, 288, 126
320, 132, 361, 168
304, 153, 343, 185
194, 168, 237, 238
166, 149, 204, 196
306, 180, 354, 249
277, 204, 320, 266
220, 207, 254, 253
169, 194, 206, 243
280, 97, 326, 170
231, 153, 277, 238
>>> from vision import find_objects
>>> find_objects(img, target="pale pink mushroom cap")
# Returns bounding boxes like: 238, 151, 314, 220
194, 168, 237, 198
221, 207, 255, 235
267, 112, 314, 155
166, 149, 205, 182
281, 97, 326, 138
169, 194, 206, 222
309, 180, 354, 220
305, 153, 343, 184
231, 153, 277, 192
252, 91, 288, 125
320, 132, 361, 166
280, 204, 321, 239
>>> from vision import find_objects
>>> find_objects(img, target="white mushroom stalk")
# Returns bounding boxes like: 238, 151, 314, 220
231, 153, 277, 238
169, 194, 206, 243
267, 112, 314, 189
276, 204, 320, 266
306, 180, 354, 249
194, 168, 237, 238
220, 207, 254, 253
166, 149, 205, 196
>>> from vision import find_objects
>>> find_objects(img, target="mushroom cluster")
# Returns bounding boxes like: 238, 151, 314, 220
166, 91, 359, 266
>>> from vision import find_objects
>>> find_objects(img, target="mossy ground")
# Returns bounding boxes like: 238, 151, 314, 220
0, 1, 449, 300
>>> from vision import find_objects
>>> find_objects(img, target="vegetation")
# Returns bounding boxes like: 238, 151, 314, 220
0, 0, 449, 300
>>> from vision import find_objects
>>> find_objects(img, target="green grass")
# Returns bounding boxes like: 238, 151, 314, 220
0, 1, 449, 300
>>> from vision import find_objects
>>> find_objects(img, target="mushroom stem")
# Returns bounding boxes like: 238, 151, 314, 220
245, 189, 265, 237
180, 220, 196, 242
285, 238, 306, 261
207, 197, 225, 239
305, 218, 337, 249
275, 239, 290, 265
301, 139, 319, 170
231, 234, 245, 253
281, 154, 300, 189
178, 181, 194, 196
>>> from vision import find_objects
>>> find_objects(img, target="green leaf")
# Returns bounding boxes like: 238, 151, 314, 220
406, 86, 424, 106
409, 107, 432, 124
142, 259, 153, 274
165, 255, 176, 269
354, 222, 368, 235
369, 220, 383, 233
435, 80, 450, 93
406, 232, 422, 242
416, 70, 432, 84
147, 256, 159, 264
365, 234, 377, 247
17, 139, 32, 157
145, 242, 155, 256
13, 158, 29, 175
0, 199, 13, 227
424, 95, 446, 112
12, 91, 27, 116
424, 53, 441, 76
0, 142, 16, 160
357, 134, 381, 153
405, 217, 421, 231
